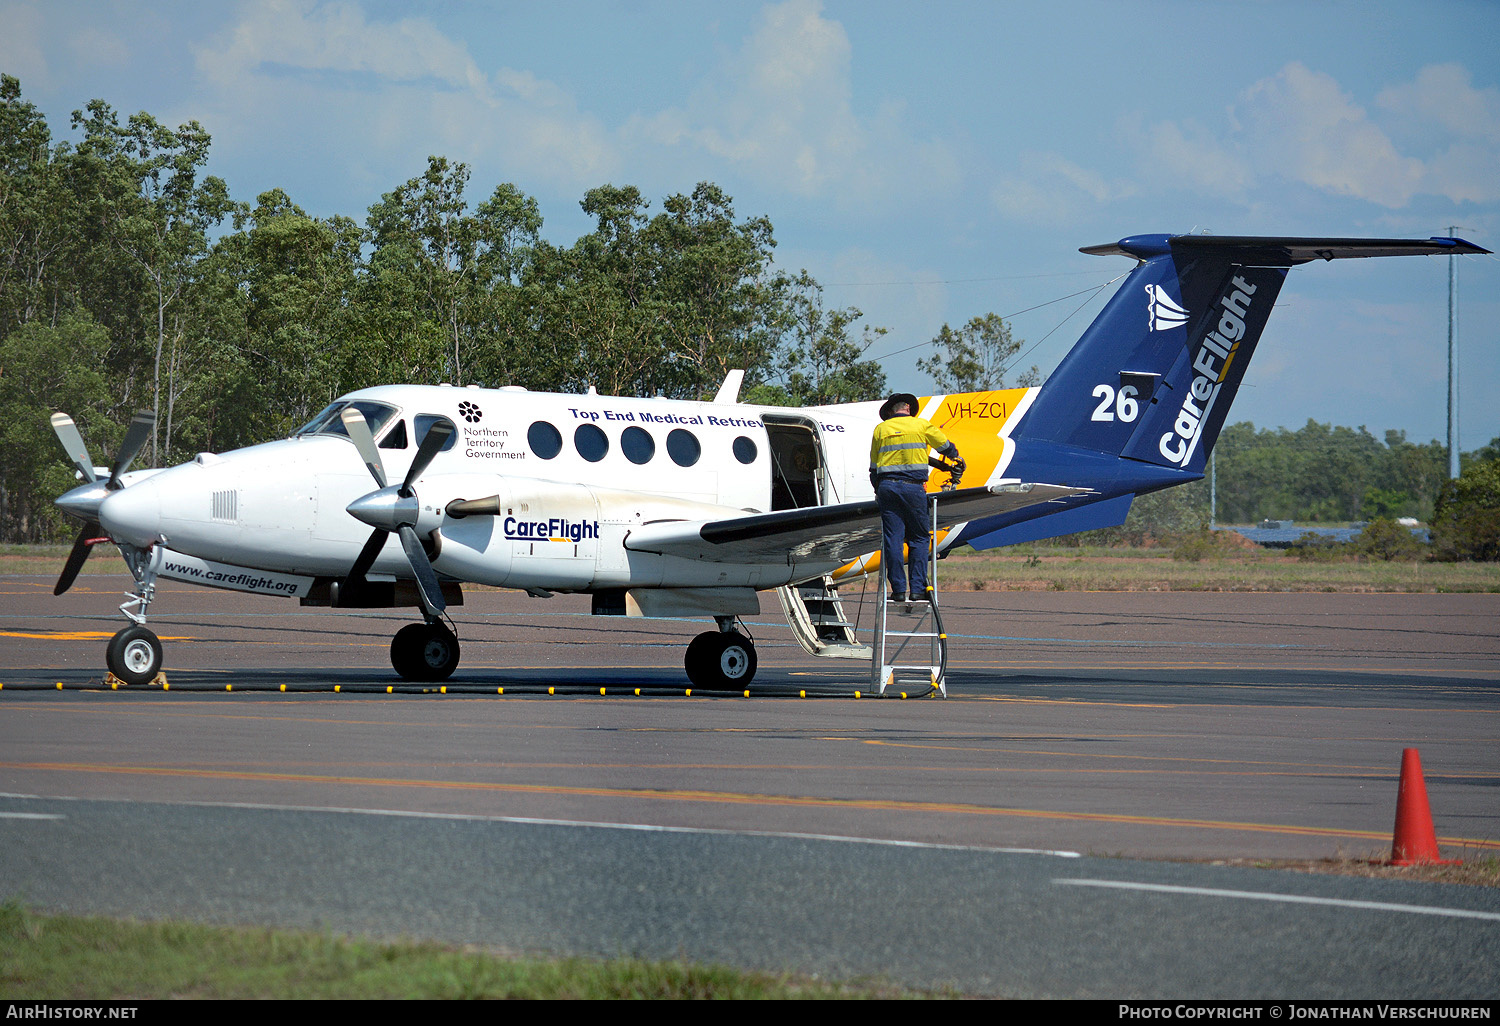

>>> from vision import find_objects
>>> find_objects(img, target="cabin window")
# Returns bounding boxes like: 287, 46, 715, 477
732, 436, 757, 464
414, 414, 458, 451
528, 421, 563, 459
666, 429, 700, 467
575, 423, 609, 462
621, 426, 655, 465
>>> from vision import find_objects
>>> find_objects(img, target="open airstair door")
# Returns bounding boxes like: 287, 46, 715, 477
763, 413, 871, 660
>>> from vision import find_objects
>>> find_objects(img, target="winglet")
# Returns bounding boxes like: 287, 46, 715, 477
713, 369, 744, 404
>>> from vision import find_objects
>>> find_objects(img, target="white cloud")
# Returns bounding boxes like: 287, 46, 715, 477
1134, 62, 1499, 210
0, 3, 50, 88
1130, 115, 1253, 201
629, 0, 958, 205
1377, 64, 1500, 145
65, 25, 130, 69
1238, 62, 1424, 209
1377, 64, 1500, 205
196, 0, 483, 92
991, 152, 1135, 224
188, 0, 619, 190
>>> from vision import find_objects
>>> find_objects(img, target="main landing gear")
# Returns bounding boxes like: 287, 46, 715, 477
684, 617, 758, 690
390, 621, 460, 682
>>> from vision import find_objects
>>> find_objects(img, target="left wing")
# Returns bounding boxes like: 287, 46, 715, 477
623, 482, 1087, 565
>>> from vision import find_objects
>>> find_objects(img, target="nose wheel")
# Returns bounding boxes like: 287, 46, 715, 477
391, 622, 461, 682
106, 625, 163, 686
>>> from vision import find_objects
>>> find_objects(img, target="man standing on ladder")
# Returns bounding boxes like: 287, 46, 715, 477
870, 393, 964, 604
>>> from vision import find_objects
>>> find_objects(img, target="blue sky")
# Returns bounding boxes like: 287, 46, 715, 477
4, 0, 1497, 447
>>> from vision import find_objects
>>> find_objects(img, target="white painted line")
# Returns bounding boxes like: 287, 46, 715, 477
195, 800, 1084, 857
7, 792, 1081, 858
1055, 878, 1500, 922
0, 812, 64, 820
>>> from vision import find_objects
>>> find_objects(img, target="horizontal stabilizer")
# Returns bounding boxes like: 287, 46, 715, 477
625, 482, 1087, 565
1081, 234, 1490, 264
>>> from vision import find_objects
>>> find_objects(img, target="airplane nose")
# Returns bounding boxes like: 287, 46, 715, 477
98, 477, 163, 547
55, 481, 110, 522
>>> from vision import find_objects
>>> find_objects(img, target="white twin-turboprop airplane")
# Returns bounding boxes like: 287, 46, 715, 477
49, 233, 1487, 688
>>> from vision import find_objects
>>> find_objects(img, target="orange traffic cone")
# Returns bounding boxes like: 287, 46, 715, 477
1389, 748, 1460, 866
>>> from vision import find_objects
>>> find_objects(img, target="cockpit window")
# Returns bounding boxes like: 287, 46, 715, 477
295, 400, 400, 440
379, 419, 408, 449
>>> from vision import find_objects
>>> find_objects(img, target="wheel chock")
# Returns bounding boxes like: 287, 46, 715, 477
103, 670, 169, 689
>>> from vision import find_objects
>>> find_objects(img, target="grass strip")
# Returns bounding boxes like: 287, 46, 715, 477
0, 902, 922, 1000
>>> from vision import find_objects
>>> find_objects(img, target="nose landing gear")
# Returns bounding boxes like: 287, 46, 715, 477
106, 624, 164, 686
101, 542, 168, 686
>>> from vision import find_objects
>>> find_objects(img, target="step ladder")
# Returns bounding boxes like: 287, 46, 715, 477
776, 577, 873, 660
872, 492, 947, 696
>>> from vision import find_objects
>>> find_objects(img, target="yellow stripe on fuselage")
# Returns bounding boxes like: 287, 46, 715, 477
828, 388, 1035, 582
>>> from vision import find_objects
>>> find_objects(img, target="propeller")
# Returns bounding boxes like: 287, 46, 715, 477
49, 410, 155, 595
340, 407, 453, 618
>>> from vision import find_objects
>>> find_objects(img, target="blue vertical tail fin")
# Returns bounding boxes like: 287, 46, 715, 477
1014, 234, 1487, 476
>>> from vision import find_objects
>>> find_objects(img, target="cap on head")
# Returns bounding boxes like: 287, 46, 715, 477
879, 393, 920, 420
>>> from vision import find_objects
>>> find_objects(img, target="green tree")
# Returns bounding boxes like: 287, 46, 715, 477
916, 313, 1037, 393
364, 157, 541, 386
1352, 518, 1425, 561
523, 182, 786, 399
773, 272, 887, 406
1430, 456, 1500, 561
0, 311, 112, 541
68, 99, 241, 464
524, 185, 666, 396
0, 75, 77, 339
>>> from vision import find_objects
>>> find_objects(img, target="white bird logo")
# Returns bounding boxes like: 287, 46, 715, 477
1146, 284, 1189, 332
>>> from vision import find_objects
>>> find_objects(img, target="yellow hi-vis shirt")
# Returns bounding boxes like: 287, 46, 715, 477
870, 415, 957, 481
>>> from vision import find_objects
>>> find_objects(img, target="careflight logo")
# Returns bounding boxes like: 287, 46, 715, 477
504, 515, 599, 543
1145, 283, 1189, 332
1158, 275, 1258, 467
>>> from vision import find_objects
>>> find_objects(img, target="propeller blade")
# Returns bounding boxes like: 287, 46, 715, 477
348, 528, 388, 585
398, 524, 447, 617
401, 419, 454, 497
108, 410, 155, 489
50, 413, 96, 484
445, 495, 502, 519
54, 521, 102, 596
339, 407, 387, 488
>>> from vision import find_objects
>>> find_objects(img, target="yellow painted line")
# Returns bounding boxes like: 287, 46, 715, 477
849, 738, 1500, 776
0, 631, 193, 641
5, 760, 1497, 850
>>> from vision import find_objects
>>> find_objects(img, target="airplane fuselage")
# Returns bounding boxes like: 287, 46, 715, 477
94, 383, 1035, 598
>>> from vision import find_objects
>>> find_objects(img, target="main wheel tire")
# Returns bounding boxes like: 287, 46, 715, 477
391, 623, 460, 682
684, 630, 757, 690
106, 625, 163, 685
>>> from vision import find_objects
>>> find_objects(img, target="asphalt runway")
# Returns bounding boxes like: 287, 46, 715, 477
2, 574, 1498, 996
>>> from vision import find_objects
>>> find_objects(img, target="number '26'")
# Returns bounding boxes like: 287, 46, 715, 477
1090, 384, 1139, 423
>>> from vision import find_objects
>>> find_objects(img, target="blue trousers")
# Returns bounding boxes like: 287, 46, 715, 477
876, 477, 931, 597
